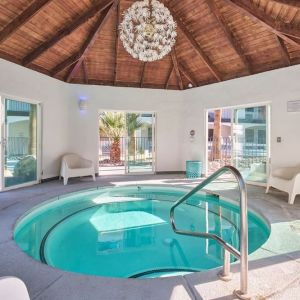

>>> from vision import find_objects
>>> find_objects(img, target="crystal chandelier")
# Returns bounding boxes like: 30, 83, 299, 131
119, 0, 177, 62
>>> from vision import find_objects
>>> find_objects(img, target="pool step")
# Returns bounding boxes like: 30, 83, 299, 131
130, 269, 198, 278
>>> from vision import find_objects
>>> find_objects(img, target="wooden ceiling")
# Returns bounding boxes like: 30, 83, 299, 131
1, 0, 300, 90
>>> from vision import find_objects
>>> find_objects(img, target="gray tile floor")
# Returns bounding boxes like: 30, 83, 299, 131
1, 174, 300, 300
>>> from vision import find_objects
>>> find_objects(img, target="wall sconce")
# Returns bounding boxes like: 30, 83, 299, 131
190, 129, 195, 142
78, 98, 88, 111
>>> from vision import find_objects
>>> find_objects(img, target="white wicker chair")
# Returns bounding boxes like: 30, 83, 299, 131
60, 153, 95, 185
266, 164, 300, 205
0, 277, 30, 300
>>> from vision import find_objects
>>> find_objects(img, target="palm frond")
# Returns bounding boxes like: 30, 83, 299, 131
99, 112, 125, 141
127, 113, 145, 135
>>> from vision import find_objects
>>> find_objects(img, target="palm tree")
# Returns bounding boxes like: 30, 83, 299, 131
126, 113, 145, 160
99, 112, 125, 163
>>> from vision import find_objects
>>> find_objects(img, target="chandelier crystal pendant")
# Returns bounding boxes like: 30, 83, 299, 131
119, 0, 177, 62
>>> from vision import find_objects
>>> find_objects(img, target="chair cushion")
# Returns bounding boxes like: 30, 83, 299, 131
272, 167, 300, 180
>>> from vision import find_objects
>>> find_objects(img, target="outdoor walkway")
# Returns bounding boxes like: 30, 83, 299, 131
0, 174, 299, 300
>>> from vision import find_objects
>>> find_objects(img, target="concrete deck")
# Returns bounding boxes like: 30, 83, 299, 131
0, 174, 300, 300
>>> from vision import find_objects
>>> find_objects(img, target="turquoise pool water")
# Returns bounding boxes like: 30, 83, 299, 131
14, 186, 270, 278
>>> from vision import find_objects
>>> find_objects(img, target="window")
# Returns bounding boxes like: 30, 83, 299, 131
245, 128, 254, 143
258, 129, 266, 144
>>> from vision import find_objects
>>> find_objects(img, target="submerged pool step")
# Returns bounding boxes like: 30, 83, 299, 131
130, 268, 199, 278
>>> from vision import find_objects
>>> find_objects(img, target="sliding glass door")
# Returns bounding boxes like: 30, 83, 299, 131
232, 105, 269, 183
1, 98, 40, 190
126, 113, 155, 174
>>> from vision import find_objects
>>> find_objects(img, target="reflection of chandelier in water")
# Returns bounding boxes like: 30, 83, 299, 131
119, 0, 177, 62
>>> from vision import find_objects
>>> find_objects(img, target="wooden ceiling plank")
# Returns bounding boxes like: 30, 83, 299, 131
171, 49, 184, 90
272, 0, 300, 8
140, 63, 147, 88
82, 60, 89, 84
206, 0, 252, 74
278, 27, 300, 41
165, 65, 174, 89
164, 3, 222, 81
114, 3, 120, 85
51, 52, 81, 75
178, 63, 197, 87
276, 36, 291, 66
177, 18, 222, 81
65, 3, 117, 83
0, 0, 53, 43
78, 78, 174, 89
2, 0, 300, 90
22, 0, 114, 66
0, 50, 20, 64
0, 50, 50, 75
224, 0, 300, 49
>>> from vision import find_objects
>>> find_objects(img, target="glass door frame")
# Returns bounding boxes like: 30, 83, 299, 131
98, 110, 157, 176
204, 102, 271, 186
124, 111, 156, 175
0, 94, 42, 191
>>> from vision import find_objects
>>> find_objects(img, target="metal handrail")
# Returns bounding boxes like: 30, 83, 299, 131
170, 166, 249, 299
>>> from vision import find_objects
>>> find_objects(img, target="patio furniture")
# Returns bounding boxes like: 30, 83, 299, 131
60, 153, 96, 185
266, 164, 300, 204
0, 277, 30, 300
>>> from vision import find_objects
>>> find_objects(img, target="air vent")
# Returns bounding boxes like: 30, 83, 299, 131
287, 100, 300, 112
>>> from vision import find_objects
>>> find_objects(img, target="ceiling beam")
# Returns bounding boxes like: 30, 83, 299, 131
82, 60, 89, 84
276, 24, 300, 40
164, 3, 222, 81
51, 52, 81, 76
206, 0, 252, 74
165, 65, 174, 89
114, 3, 120, 85
178, 63, 197, 87
0, 0, 53, 43
51, 15, 110, 76
51, 3, 115, 76
65, 3, 117, 83
227, 0, 300, 40
276, 36, 291, 66
272, 0, 300, 8
171, 49, 183, 90
140, 63, 147, 88
224, 0, 300, 49
22, 0, 114, 66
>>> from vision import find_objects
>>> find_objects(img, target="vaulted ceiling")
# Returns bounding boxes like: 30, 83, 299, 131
1, 0, 300, 90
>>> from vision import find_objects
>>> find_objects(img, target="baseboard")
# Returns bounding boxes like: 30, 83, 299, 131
156, 171, 185, 175
41, 173, 99, 183
41, 176, 59, 183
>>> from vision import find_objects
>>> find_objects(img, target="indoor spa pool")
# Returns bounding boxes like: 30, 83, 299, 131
14, 185, 270, 278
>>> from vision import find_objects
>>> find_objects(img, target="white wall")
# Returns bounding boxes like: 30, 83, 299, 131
0, 59, 185, 179
68, 84, 184, 172
0, 59, 70, 179
2, 58, 300, 180
182, 64, 300, 173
